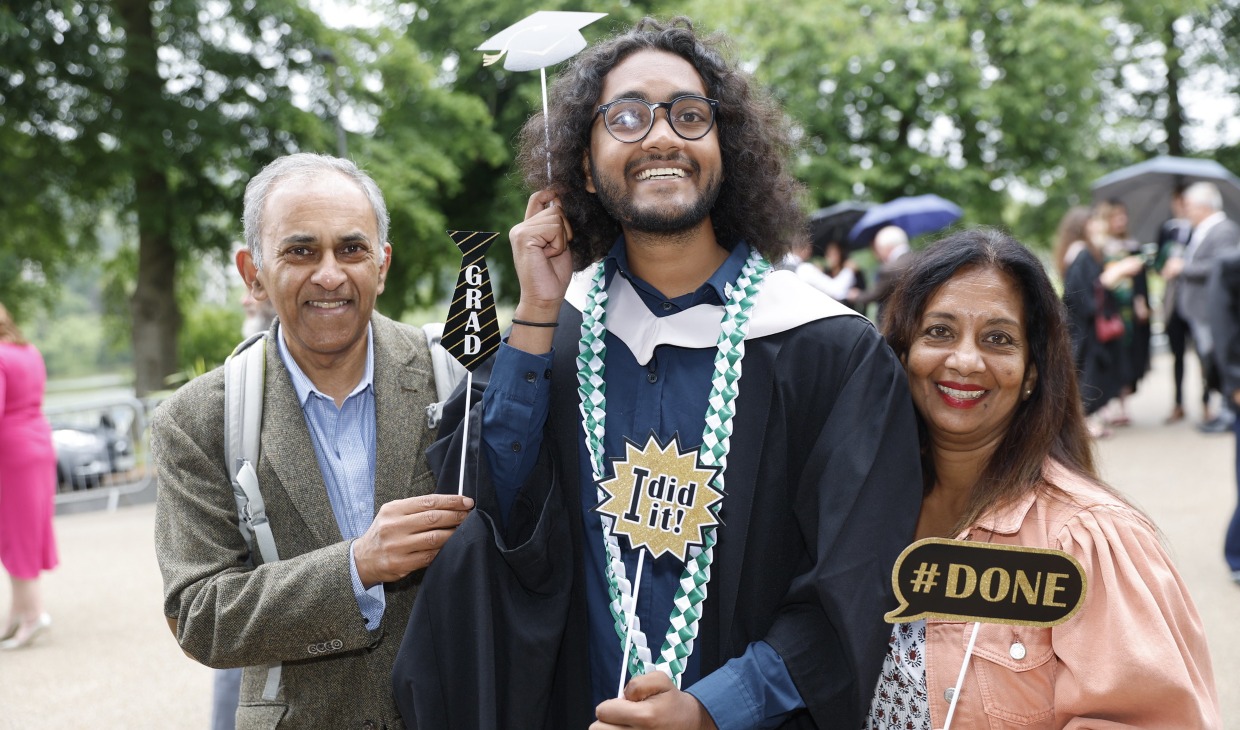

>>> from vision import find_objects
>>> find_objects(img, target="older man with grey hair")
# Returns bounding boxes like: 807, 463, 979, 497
154, 153, 473, 728
855, 225, 913, 326
1163, 181, 1240, 432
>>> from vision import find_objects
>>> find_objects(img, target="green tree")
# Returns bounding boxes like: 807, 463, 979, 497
687, 0, 1115, 245
1, 1, 499, 394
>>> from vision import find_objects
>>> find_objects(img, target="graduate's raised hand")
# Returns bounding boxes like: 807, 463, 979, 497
591, 671, 718, 730
507, 189, 575, 354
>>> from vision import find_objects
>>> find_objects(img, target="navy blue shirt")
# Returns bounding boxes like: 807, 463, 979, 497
481, 241, 804, 728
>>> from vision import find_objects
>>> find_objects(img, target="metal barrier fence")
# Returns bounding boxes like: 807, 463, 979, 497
46, 395, 153, 511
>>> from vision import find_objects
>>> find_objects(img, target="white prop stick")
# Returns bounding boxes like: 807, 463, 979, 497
943, 621, 981, 730
616, 549, 647, 698
456, 371, 474, 497
541, 68, 552, 182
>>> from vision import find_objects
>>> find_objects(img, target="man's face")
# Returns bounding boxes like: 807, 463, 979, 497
1184, 197, 1213, 227
242, 172, 391, 368
584, 49, 723, 235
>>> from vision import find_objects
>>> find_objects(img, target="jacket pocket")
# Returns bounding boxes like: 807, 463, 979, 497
972, 625, 1056, 726
235, 703, 287, 729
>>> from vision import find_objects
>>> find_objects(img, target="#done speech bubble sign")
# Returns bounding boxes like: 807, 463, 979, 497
885, 538, 1087, 627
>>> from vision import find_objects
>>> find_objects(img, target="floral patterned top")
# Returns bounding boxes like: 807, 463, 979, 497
863, 619, 930, 730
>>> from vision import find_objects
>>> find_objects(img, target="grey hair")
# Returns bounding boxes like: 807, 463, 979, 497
242, 153, 390, 269
1183, 181, 1223, 212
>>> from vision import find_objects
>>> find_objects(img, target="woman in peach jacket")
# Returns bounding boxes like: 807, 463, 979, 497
865, 228, 1219, 729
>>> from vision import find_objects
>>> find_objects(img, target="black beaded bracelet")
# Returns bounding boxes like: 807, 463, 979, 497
511, 318, 559, 328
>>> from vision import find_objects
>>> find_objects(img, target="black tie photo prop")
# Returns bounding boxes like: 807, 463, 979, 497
441, 230, 501, 372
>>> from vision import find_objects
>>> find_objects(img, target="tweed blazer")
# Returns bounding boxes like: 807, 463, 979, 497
1178, 216, 1240, 325
154, 313, 439, 729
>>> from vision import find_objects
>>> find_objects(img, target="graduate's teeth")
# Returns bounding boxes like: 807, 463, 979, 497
310, 301, 347, 309
938, 384, 984, 400
637, 167, 686, 181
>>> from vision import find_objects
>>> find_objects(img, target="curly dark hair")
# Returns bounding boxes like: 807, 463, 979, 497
516, 16, 805, 270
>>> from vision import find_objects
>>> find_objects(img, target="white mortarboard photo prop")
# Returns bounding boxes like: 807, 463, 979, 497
477, 10, 607, 72
477, 11, 607, 181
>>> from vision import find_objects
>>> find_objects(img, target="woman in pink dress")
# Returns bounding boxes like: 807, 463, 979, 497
0, 302, 57, 649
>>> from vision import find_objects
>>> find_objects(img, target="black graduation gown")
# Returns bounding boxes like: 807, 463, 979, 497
393, 302, 923, 729
1062, 251, 1125, 415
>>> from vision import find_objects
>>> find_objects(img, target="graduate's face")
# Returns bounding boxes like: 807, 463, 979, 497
583, 49, 723, 235
905, 266, 1037, 453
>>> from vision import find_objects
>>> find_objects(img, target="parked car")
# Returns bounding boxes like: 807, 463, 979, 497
52, 414, 136, 491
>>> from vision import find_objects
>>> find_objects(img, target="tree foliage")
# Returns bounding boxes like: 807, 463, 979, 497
1, 0, 503, 391
3, 0, 1238, 384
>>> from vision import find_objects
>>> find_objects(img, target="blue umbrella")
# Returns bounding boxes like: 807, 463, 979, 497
1090, 156, 1240, 244
848, 194, 963, 248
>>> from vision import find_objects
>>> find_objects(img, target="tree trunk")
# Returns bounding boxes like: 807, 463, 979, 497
1164, 16, 1185, 157
115, 0, 181, 396
130, 169, 180, 397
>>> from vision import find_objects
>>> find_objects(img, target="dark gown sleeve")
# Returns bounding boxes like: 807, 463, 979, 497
756, 319, 923, 725
392, 354, 573, 730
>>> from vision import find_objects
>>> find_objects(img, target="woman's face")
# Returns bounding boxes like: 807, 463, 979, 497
905, 266, 1037, 454
1108, 205, 1129, 237
825, 242, 842, 270
1085, 215, 1109, 246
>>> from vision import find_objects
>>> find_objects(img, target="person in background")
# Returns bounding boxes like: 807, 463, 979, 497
1095, 199, 1151, 427
824, 239, 867, 313
868, 227, 1220, 728
1207, 250, 1240, 584
239, 285, 278, 340
781, 237, 858, 302
1163, 181, 1240, 433
154, 153, 473, 728
0, 302, 58, 650
1157, 185, 1194, 424
1053, 206, 1142, 439
854, 225, 913, 326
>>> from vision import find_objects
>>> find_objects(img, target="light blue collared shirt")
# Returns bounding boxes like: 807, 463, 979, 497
276, 325, 386, 629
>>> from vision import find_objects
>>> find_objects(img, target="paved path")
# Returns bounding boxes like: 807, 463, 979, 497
0, 351, 1236, 727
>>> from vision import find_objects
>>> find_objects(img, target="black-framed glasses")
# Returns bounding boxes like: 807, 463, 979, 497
594, 95, 720, 144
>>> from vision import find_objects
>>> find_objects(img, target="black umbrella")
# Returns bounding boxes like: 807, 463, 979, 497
1090, 156, 1240, 244
808, 201, 872, 255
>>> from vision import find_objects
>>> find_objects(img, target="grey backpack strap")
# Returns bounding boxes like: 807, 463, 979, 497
423, 322, 469, 429
222, 332, 283, 700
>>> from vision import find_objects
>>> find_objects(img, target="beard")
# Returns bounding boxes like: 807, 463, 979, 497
589, 156, 722, 235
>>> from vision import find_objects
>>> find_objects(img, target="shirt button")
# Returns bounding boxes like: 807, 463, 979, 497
944, 687, 955, 702
647, 372, 658, 384
543, 368, 552, 379
524, 371, 537, 383
1010, 641, 1026, 660
661, 301, 673, 311
511, 441, 522, 452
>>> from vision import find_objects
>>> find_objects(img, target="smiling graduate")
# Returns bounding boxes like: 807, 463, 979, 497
394, 17, 923, 730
